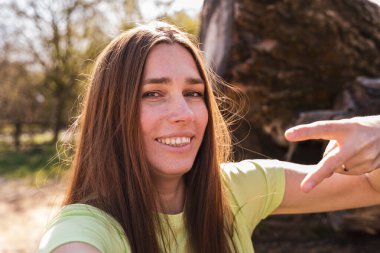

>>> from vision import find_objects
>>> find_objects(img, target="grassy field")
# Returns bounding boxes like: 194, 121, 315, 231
0, 144, 67, 178
0, 128, 69, 182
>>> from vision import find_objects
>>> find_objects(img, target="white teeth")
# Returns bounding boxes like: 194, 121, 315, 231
157, 137, 191, 146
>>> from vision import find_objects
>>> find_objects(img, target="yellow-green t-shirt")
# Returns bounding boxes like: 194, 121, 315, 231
38, 159, 285, 253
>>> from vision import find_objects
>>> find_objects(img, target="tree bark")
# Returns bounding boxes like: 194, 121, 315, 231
200, 0, 380, 236
201, 0, 380, 155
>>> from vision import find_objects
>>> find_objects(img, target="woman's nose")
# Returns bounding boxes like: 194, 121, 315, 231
169, 95, 195, 123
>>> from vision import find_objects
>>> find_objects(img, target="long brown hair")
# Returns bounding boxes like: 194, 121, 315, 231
64, 21, 236, 253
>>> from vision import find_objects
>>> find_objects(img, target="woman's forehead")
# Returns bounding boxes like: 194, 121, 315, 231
143, 43, 201, 78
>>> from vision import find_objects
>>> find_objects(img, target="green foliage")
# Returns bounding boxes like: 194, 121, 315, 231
120, 21, 138, 33
159, 10, 200, 37
0, 126, 72, 184
0, 144, 68, 180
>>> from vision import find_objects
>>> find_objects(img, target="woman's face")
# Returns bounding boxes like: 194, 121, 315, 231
140, 43, 208, 181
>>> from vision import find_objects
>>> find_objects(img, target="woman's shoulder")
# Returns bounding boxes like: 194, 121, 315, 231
56, 203, 118, 220
221, 159, 284, 176
220, 159, 286, 208
221, 159, 286, 231
221, 159, 285, 189
49, 203, 124, 233
38, 204, 129, 253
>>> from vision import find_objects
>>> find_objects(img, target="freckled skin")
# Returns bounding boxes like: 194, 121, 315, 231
140, 43, 208, 181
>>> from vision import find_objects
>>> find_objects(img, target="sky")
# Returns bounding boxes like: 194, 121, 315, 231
140, 0, 204, 20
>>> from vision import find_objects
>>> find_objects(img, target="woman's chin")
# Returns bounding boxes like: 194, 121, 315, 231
151, 166, 193, 181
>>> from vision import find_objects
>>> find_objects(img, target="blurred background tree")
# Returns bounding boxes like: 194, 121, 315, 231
0, 56, 46, 150
158, 10, 200, 35
1, 0, 117, 144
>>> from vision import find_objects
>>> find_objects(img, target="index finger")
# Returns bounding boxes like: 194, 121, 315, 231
285, 120, 349, 142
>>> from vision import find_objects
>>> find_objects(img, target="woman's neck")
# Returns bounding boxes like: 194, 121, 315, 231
154, 177, 185, 214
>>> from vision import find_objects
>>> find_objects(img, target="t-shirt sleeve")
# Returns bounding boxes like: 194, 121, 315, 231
38, 204, 128, 253
222, 159, 285, 232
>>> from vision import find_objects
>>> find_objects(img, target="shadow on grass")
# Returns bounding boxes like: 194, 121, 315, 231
0, 144, 69, 180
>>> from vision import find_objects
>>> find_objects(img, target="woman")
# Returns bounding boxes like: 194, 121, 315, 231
39, 21, 380, 253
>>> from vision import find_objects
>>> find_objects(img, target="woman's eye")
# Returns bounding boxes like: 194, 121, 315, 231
186, 91, 203, 97
142, 91, 160, 98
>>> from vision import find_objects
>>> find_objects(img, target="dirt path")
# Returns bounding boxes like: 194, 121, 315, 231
0, 178, 65, 253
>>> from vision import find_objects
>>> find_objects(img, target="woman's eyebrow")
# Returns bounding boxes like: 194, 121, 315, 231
143, 77, 170, 85
185, 77, 204, 85
142, 77, 204, 85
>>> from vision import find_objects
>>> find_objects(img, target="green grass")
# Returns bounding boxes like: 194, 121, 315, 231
0, 129, 55, 147
0, 144, 69, 182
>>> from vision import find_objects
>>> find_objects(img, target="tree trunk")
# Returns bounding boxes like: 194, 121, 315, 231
52, 86, 65, 144
52, 97, 64, 143
200, 0, 380, 236
201, 0, 380, 155
13, 121, 22, 151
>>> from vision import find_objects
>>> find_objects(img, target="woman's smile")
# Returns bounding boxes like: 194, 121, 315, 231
156, 136, 192, 147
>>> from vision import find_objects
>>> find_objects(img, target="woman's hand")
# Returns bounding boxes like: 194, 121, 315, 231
285, 116, 380, 192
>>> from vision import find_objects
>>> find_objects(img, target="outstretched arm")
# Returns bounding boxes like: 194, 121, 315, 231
272, 161, 380, 214
271, 116, 380, 215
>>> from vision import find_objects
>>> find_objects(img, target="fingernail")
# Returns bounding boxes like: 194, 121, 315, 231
285, 129, 295, 138
302, 181, 316, 192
